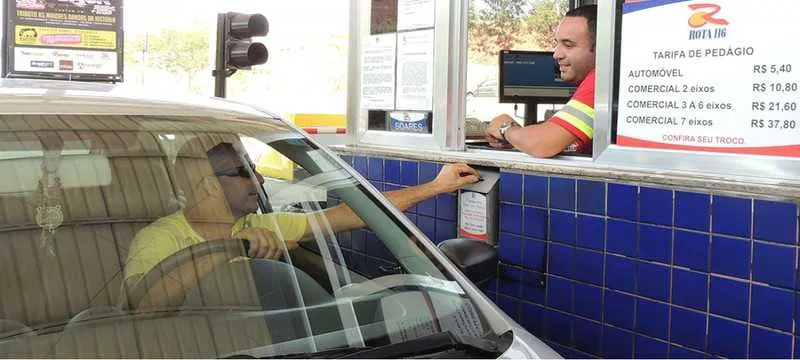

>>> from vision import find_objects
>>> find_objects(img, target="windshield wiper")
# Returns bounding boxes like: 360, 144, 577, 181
240, 331, 499, 359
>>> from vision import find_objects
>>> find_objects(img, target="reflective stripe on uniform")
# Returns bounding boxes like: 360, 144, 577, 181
567, 99, 595, 120
554, 99, 594, 139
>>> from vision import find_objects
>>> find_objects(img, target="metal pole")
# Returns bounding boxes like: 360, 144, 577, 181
214, 13, 227, 98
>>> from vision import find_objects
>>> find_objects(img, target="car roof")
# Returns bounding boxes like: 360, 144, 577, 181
0, 78, 278, 119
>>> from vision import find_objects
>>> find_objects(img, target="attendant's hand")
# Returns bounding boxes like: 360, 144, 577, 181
485, 114, 519, 148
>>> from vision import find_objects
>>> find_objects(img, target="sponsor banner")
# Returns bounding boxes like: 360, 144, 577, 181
15, 25, 115, 49
4, 0, 123, 81
616, 0, 800, 157
14, 46, 117, 74
14, 0, 119, 28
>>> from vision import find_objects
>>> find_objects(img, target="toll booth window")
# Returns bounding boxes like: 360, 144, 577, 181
465, 0, 571, 141
371, 0, 398, 34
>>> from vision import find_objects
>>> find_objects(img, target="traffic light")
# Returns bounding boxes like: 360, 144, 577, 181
214, 12, 269, 97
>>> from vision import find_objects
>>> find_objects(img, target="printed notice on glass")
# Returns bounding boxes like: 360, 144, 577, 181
381, 291, 437, 343
459, 191, 487, 241
397, 0, 434, 31
617, 0, 800, 157
361, 33, 397, 110
395, 29, 434, 111
429, 293, 483, 339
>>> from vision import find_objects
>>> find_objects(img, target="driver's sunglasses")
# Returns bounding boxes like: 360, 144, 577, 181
214, 162, 258, 178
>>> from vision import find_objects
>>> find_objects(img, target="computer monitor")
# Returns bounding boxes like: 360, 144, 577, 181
498, 50, 576, 104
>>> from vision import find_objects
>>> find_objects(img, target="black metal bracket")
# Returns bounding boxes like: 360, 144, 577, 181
211, 68, 238, 78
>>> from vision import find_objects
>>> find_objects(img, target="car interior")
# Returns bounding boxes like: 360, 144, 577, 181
0, 115, 352, 356
0, 114, 496, 358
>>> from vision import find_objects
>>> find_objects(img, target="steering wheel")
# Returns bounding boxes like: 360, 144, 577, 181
125, 238, 251, 309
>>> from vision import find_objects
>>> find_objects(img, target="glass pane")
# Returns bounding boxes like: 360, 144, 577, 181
466, 0, 570, 132
0, 114, 492, 358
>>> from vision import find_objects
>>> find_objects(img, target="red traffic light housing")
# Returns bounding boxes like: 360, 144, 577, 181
213, 12, 269, 97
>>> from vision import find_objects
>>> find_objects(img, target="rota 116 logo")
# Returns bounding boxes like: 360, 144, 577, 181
687, 3, 729, 40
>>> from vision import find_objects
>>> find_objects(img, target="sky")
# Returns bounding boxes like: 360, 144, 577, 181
122, 0, 351, 114
124, 0, 349, 35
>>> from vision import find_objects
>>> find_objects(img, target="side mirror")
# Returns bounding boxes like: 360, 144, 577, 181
437, 238, 497, 285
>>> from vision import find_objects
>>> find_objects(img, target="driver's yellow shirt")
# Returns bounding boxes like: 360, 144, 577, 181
124, 211, 308, 281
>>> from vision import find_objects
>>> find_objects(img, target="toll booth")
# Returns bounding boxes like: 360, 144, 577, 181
338, 0, 800, 358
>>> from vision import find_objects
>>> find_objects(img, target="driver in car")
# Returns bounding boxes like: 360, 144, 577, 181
124, 136, 480, 309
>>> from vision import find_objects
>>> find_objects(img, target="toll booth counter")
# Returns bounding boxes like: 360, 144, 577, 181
333, 0, 800, 358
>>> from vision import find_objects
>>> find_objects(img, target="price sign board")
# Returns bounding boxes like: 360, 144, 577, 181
616, 0, 799, 157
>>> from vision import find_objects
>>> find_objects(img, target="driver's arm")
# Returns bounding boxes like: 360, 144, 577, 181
299, 163, 479, 237
126, 251, 238, 310
124, 224, 235, 310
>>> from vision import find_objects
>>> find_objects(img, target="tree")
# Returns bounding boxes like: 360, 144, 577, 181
467, 0, 572, 64
138, 25, 211, 90
468, 0, 530, 60
525, 0, 570, 49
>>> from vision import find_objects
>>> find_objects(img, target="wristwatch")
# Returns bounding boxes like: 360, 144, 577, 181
498, 121, 516, 141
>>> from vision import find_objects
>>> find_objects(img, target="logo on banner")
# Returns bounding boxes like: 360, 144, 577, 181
687, 3, 728, 40
388, 111, 429, 133
59, 60, 74, 70
16, 0, 46, 10
30, 60, 54, 68
18, 28, 38, 43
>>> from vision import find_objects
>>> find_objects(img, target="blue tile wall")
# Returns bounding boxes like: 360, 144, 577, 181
675, 191, 710, 231
750, 326, 793, 359
577, 180, 605, 215
636, 261, 670, 302
550, 177, 576, 211
638, 224, 672, 264
524, 207, 548, 240
670, 345, 706, 359
635, 335, 669, 359
671, 268, 707, 311
712, 195, 752, 238
754, 199, 798, 244
670, 307, 707, 351
752, 241, 796, 289
708, 316, 748, 359
750, 284, 793, 332
338, 155, 800, 359
383, 159, 401, 184
710, 235, 751, 279
524, 174, 549, 208
608, 183, 637, 220
639, 186, 673, 226
608, 219, 636, 257
674, 230, 710, 272
576, 215, 604, 251
500, 172, 523, 204
493, 168, 800, 359
550, 211, 577, 245
367, 158, 383, 181
709, 276, 749, 321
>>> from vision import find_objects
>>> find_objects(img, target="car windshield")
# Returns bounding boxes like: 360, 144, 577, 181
0, 113, 495, 358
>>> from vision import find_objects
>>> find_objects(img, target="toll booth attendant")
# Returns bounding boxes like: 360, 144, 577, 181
485, 5, 597, 158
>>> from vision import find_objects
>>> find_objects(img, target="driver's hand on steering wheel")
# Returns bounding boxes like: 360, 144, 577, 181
233, 227, 299, 259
